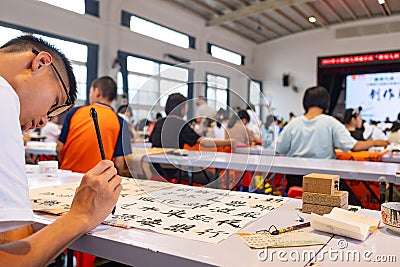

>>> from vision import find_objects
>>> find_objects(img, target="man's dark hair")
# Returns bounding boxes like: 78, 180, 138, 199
156, 112, 163, 120
302, 86, 330, 113
165, 93, 187, 116
1, 35, 77, 103
92, 76, 117, 102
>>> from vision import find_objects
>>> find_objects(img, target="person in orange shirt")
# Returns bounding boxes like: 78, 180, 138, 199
57, 76, 132, 175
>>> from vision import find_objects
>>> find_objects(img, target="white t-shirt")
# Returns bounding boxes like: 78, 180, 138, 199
246, 109, 262, 136
0, 76, 34, 232
276, 114, 357, 159
41, 121, 61, 142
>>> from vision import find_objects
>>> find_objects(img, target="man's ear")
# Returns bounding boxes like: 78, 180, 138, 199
93, 87, 102, 98
31, 51, 52, 73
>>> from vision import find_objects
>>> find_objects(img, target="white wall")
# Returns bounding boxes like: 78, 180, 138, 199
254, 15, 400, 121
0, 0, 256, 108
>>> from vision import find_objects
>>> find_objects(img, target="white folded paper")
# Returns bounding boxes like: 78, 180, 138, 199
311, 207, 380, 241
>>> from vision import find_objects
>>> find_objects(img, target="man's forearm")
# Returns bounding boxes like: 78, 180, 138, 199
0, 213, 88, 267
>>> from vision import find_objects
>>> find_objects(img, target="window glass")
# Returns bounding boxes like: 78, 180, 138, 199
160, 64, 188, 80
210, 44, 242, 66
249, 80, 262, 118
206, 73, 229, 111
39, 0, 85, 14
122, 55, 190, 125
127, 56, 158, 75
117, 72, 123, 96
130, 16, 190, 49
0, 26, 22, 45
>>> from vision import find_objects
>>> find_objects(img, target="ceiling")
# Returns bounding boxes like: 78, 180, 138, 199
168, 0, 400, 44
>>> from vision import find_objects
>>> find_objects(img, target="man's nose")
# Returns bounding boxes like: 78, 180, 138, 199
37, 116, 47, 128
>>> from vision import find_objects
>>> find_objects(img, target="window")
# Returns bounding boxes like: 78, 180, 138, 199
121, 11, 195, 49
248, 80, 263, 120
38, 0, 85, 14
207, 43, 244, 66
206, 73, 229, 111
118, 54, 191, 123
0, 26, 22, 45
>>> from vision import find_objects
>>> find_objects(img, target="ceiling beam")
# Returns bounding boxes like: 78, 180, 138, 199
276, 8, 308, 30
321, 0, 343, 22
377, 2, 388, 16
212, 0, 273, 39
260, 13, 295, 33
358, 0, 371, 18
339, 0, 357, 20
304, 2, 329, 27
207, 0, 315, 26
221, 25, 263, 42
383, 2, 392, 16
193, 0, 269, 41
296, 4, 325, 28
289, 6, 316, 28
191, 0, 221, 18
249, 16, 282, 37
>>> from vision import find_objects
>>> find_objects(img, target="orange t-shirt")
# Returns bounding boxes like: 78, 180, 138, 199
59, 103, 131, 173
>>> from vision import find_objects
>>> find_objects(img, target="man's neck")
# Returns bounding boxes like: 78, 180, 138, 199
304, 107, 324, 120
92, 99, 112, 106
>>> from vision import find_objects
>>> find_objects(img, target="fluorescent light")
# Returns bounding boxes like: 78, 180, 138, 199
378, 0, 385, 4
308, 16, 317, 23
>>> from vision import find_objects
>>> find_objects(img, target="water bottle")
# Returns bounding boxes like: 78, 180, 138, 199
263, 129, 273, 148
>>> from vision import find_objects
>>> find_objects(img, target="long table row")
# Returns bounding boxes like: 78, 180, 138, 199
28, 170, 399, 266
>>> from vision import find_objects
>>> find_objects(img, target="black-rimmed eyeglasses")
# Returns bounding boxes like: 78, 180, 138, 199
32, 48, 72, 119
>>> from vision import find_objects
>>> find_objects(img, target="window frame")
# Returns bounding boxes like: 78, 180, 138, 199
121, 11, 195, 49
247, 79, 263, 121
117, 51, 194, 119
37, 0, 99, 16
207, 43, 245, 66
205, 72, 230, 112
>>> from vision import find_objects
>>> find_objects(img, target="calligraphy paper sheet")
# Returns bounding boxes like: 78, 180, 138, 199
31, 179, 286, 243
103, 185, 286, 243
30, 178, 175, 214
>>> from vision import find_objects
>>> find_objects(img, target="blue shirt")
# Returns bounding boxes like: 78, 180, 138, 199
276, 114, 357, 159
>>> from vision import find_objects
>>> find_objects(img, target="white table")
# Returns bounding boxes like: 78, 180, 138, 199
28, 171, 399, 266
143, 151, 400, 185
25, 141, 57, 156
143, 151, 400, 202
381, 152, 400, 164
233, 146, 276, 156
132, 142, 152, 149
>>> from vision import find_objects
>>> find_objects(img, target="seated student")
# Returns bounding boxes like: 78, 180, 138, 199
343, 107, 365, 140
150, 93, 231, 184
213, 108, 229, 140
246, 104, 262, 136
57, 76, 132, 175
225, 110, 262, 146
276, 86, 389, 192
388, 114, 400, 144
117, 104, 135, 140
344, 108, 388, 141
